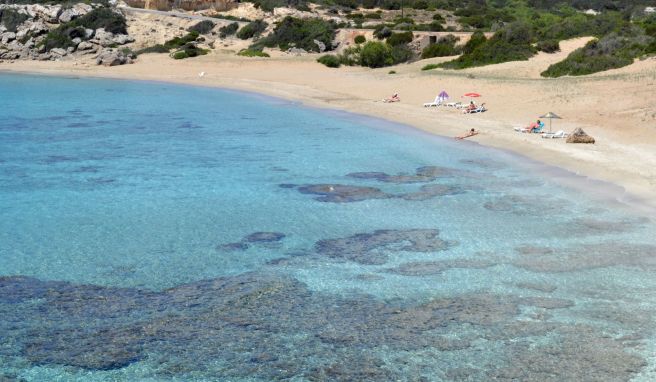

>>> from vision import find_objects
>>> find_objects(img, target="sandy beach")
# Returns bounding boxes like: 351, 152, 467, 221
2, 39, 655, 208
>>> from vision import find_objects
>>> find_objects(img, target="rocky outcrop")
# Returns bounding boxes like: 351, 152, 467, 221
96, 48, 135, 66
566, 127, 596, 144
0, 3, 134, 65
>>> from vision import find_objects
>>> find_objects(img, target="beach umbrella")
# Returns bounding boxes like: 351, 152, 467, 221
463, 92, 481, 98
539, 111, 562, 133
438, 90, 449, 99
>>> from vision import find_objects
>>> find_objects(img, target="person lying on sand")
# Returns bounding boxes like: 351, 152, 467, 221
383, 93, 400, 103
456, 128, 479, 140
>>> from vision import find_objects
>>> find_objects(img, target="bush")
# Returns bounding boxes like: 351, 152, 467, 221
74, 7, 127, 34
354, 35, 366, 44
0, 8, 28, 32
373, 25, 392, 39
390, 44, 413, 63
237, 19, 268, 40
238, 48, 270, 57
171, 43, 209, 59
421, 63, 440, 70
421, 35, 460, 58
210, 14, 251, 22
541, 32, 654, 77
536, 39, 560, 53
388, 70, 396, 74
253, 17, 336, 52
461, 30, 486, 54
135, 44, 170, 55
164, 31, 199, 49
317, 54, 341, 67
219, 22, 239, 38
188, 20, 215, 35
439, 22, 536, 69
360, 41, 393, 68
40, 7, 128, 52
432, 13, 445, 22
365, 13, 382, 19
386, 31, 413, 46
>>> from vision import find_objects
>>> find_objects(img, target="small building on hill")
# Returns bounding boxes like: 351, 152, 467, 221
645, 7, 656, 14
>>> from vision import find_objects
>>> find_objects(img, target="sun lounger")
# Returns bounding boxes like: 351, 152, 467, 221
541, 130, 568, 139
423, 98, 442, 107
464, 103, 486, 114
446, 102, 461, 108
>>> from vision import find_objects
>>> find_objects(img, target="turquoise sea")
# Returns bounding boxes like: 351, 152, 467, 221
1, 73, 656, 381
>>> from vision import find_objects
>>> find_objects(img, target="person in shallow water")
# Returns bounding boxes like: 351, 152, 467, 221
456, 128, 479, 140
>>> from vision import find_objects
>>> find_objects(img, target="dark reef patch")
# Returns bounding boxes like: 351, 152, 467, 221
512, 243, 656, 273
297, 184, 390, 203
346, 166, 453, 184
386, 259, 495, 276
217, 231, 286, 251
0, 274, 645, 381
315, 229, 456, 265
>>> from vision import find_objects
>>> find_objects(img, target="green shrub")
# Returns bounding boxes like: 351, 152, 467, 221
421, 63, 440, 70
439, 22, 536, 69
219, 22, 239, 38
210, 14, 251, 22
360, 41, 393, 68
541, 32, 654, 77
354, 35, 366, 44
135, 44, 170, 55
386, 31, 413, 46
373, 25, 392, 39
164, 31, 199, 49
237, 48, 270, 57
536, 39, 560, 53
421, 35, 460, 58
171, 43, 209, 59
188, 20, 215, 35
317, 54, 341, 67
0, 8, 29, 32
432, 13, 445, 22
237, 19, 268, 40
365, 13, 382, 19
253, 17, 336, 52
388, 70, 396, 74
75, 7, 127, 35
390, 44, 413, 63
461, 31, 486, 54
413, 0, 428, 9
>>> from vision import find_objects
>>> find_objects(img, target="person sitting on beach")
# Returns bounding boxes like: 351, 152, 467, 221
456, 128, 478, 140
383, 93, 400, 103
465, 101, 477, 112
525, 120, 542, 133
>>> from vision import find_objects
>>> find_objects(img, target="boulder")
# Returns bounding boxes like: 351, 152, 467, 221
31, 4, 62, 23
58, 3, 91, 23
50, 47, 67, 57
112, 34, 134, 45
77, 41, 95, 51
84, 28, 94, 39
313, 39, 326, 53
1, 32, 16, 44
287, 47, 307, 56
93, 28, 115, 47
96, 48, 133, 66
566, 128, 595, 144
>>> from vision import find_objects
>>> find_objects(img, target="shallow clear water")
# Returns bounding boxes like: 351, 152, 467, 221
1, 73, 656, 381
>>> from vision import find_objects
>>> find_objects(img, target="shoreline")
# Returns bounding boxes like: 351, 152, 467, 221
2, 51, 655, 211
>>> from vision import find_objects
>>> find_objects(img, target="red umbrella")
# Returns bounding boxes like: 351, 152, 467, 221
463, 92, 481, 98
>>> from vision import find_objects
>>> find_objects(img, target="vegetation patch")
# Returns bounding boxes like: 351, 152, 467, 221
164, 31, 200, 50
134, 44, 170, 55
317, 54, 341, 67
252, 17, 336, 52
0, 8, 28, 32
219, 22, 239, 38
188, 20, 215, 35
421, 34, 460, 58
237, 48, 270, 57
171, 43, 209, 59
40, 7, 127, 52
542, 30, 655, 77
236, 19, 268, 40
354, 35, 366, 44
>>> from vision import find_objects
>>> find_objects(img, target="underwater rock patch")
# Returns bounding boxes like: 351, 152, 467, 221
483, 195, 561, 215
564, 217, 648, 235
488, 326, 646, 382
297, 184, 390, 203
218, 231, 286, 251
512, 243, 656, 273
386, 259, 495, 276
315, 229, 456, 265
399, 184, 466, 201
346, 166, 452, 184
0, 274, 646, 381
515, 282, 557, 293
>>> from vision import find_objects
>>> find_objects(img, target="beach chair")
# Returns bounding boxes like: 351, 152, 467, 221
541, 130, 568, 139
466, 103, 486, 114
423, 97, 442, 107
446, 101, 461, 108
